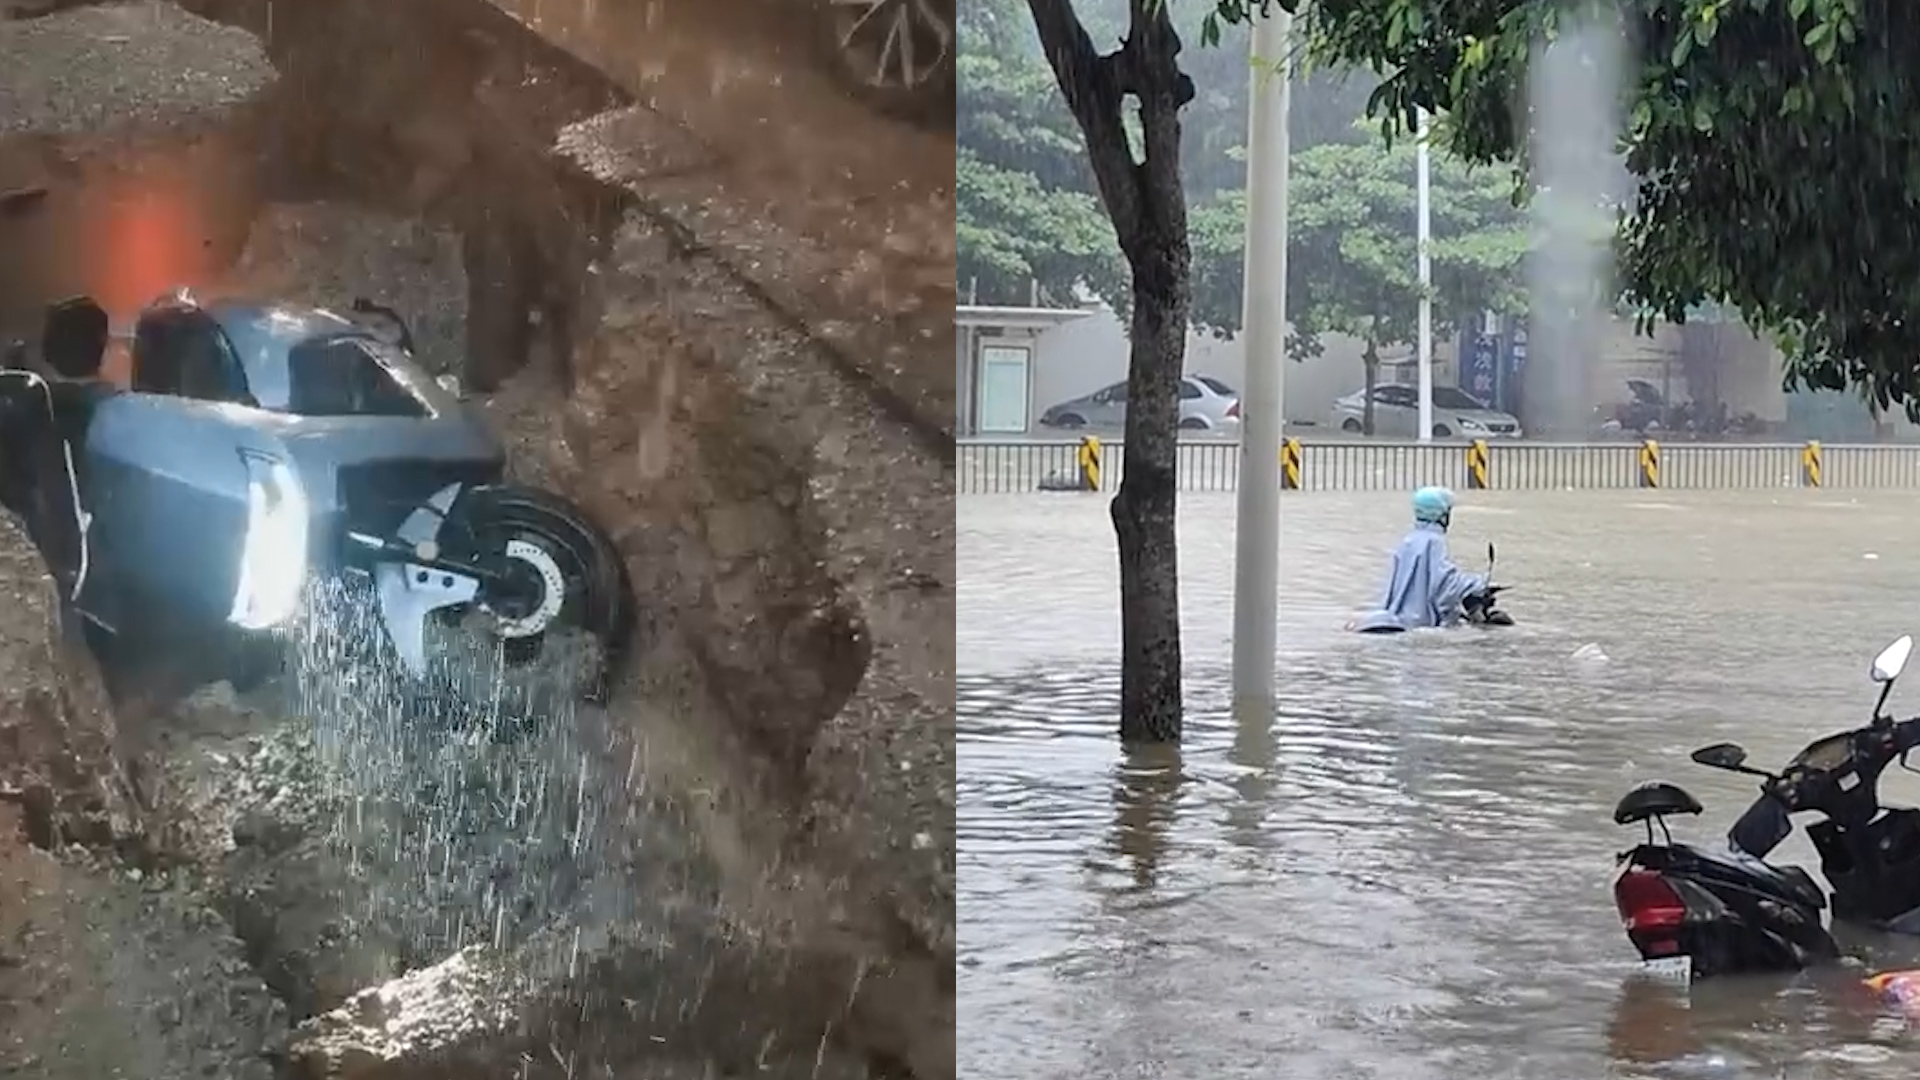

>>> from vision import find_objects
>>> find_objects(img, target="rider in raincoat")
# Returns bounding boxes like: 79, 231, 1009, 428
1354, 486, 1487, 632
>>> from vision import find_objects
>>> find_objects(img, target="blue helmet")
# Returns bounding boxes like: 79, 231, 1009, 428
1412, 486, 1455, 525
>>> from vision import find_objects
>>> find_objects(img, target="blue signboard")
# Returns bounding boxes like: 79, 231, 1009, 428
1500, 325, 1528, 416
1460, 331, 1498, 406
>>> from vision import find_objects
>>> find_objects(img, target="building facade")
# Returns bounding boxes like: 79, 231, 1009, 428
956, 302, 1895, 440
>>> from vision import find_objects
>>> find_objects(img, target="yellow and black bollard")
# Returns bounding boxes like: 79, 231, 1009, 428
1801, 440, 1823, 488
1075, 434, 1102, 491
1637, 438, 1661, 489
1280, 437, 1303, 490
1465, 439, 1491, 490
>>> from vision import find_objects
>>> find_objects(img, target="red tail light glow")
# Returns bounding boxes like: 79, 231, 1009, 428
1226, 400, 1240, 419
1615, 869, 1687, 932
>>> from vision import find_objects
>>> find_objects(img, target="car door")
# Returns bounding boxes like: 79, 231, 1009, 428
1176, 379, 1205, 426
1088, 381, 1127, 427
81, 307, 286, 632
1366, 386, 1410, 437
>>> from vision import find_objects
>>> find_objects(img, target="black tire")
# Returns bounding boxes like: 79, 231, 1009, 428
1055, 413, 1086, 429
1178, 417, 1207, 431
434, 484, 634, 714
1433, 424, 1453, 438
1341, 418, 1363, 433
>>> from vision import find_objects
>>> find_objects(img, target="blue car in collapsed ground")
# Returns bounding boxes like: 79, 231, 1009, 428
0, 290, 634, 712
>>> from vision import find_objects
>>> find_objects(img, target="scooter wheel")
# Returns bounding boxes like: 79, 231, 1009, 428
439, 484, 634, 707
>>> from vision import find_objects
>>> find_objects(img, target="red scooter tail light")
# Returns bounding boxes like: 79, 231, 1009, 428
1615, 869, 1687, 932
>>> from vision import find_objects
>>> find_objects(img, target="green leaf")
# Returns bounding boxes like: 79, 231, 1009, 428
1671, 25, 1694, 68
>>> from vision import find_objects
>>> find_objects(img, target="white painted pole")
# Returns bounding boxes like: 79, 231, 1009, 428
1415, 108, 1434, 444
1231, 6, 1292, 708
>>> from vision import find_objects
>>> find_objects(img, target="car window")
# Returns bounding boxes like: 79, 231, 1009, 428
132, 311, 252, 404
1196, 376, 1235, 396
1102, 381, 1127, 403
287, 336, 430, 418
1178, 380, 1202, 400
1373, 385, 1417, 408
1433, 387, 1488, 410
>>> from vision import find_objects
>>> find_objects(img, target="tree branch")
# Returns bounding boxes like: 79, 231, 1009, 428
1026, 0, 1141, 242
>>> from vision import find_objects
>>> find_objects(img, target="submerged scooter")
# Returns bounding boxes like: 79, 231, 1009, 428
1611, 635, 1920, 982
1353, 542, 1513, 633
1464, 543, 1514, 627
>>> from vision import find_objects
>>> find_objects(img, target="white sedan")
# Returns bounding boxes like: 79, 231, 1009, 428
1330, 383, 1523, 439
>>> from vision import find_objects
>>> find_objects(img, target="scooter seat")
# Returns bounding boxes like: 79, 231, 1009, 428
1668, 841, 1829, 912
1777, 865, 1825, 910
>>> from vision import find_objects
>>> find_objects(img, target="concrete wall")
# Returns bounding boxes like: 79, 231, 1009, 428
1021, 307, 1823, 432
963, 303, 1920, 439
1025, 308, 1461, 429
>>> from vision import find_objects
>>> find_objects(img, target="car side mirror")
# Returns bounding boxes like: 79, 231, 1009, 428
1873, 635, 1914, 683
1691, 742, 1750, 770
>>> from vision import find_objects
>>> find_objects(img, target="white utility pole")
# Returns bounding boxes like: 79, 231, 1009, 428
1230, 5, 1293, 708
1415, 108, 1435, 443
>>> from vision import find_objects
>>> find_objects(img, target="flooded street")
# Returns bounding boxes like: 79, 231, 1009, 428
961, 491, 1920, 1078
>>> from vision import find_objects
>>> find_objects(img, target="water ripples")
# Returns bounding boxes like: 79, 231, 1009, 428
961, 491, 1920, 1079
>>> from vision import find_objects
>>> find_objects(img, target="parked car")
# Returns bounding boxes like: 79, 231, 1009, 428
1330, 383, 1523, 438
1039, 375, 1242, 433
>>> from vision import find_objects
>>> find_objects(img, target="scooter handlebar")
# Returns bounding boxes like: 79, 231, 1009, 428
1892, 716, 1920, 756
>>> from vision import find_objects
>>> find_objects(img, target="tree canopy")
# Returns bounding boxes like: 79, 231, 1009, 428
958, 12, 1531, 344
958, 0, 1389, 323
1190, 134, 1528, 350
1235, 0, 1920, 414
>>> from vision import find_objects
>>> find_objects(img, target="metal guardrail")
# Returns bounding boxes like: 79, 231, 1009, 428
958, 437, 1920, 494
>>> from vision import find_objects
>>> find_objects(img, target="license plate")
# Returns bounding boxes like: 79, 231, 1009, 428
1640, 955, 1693, 985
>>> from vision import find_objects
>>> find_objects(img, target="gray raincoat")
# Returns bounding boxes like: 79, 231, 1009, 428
1354, 523, 1487, 632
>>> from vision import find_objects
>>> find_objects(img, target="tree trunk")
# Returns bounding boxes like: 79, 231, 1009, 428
1112, 243, 1185, 743
1361, 342, 1379, 436
1028, 0, 1195, 743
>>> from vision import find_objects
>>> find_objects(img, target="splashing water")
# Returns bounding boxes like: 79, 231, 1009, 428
282, 578, 627, 968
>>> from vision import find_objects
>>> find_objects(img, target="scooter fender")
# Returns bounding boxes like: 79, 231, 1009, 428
369, 482, 478, 677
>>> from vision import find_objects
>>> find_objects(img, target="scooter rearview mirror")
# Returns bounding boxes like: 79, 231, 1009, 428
1692, 742, 1747, 769
1872, 634, 1914, 684
1690, 742, 1773, 779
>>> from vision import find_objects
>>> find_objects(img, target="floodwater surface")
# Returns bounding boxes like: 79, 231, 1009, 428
960, 490, 1920, 1079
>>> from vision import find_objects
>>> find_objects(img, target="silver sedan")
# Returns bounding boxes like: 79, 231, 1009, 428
1330, 383, 1523, 439
1039, 375, 1242, 433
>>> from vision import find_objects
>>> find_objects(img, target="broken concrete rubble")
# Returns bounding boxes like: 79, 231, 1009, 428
0, 512, 288, 1080
0, 511, 137, 850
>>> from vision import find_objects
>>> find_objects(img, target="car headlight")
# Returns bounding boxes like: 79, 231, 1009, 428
1458, 417, 1488, 432
228, 449, 310, 630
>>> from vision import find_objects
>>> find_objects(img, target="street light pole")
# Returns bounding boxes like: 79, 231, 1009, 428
1415, 107, 1434, 444
1230, 4, 1292, 709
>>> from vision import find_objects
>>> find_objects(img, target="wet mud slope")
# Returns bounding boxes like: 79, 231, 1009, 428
487, 0, 958, 445
0, 1, 952, 1078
